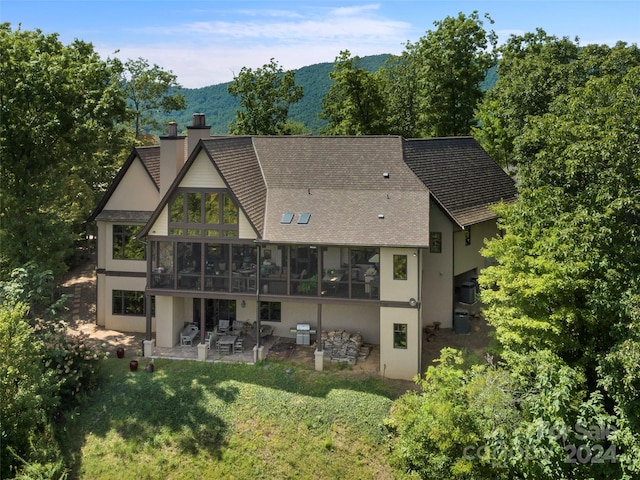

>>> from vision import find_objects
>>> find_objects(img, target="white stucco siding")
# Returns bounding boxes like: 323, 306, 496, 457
453, 219, 498, 276
379, 247, 420, 303
320, 304, 380, 342
148, 206, 168, 236
231, 301, 379, 343
423, 202, 455, 328
155, 296, 190, 348
103, 221, 147, 273
96, 222, 108, 270
104, 158, 159, 211
379, 306, 420, 380
102, 275, 154, 333
238, 211, 257, 239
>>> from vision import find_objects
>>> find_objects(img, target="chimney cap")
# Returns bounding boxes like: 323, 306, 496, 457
190, 113, 207, 128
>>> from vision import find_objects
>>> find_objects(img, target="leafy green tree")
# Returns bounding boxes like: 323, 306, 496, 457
480, 59, 640, 371
119, 57, 186, 140
387, 349, 619, 479
0, 304, 56, 478
0, 24, 130, 278
320, 50, 386, 135
477, 45, 640, 479
474, 30, 580, 167
408, 11, 497, 137
376, 51, 422, 137
228, 58, 303, 135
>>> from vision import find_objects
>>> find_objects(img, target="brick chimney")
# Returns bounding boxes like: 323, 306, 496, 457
186, 113, 211, 156
159, 121, 186, 197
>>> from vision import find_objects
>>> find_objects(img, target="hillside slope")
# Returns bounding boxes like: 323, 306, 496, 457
159, 54, 496, 135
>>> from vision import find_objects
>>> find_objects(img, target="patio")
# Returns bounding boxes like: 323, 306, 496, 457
150, 333, 283, 363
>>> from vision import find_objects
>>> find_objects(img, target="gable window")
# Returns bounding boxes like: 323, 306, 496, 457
430, 232, 442, 253
393, 255, 407, 280
113, 225, 145, 260
169, 189, 238, 237
393, 323, 408, 349
260, 302, 281, 322
465, 228, 471, 246
112, 290, 154, 316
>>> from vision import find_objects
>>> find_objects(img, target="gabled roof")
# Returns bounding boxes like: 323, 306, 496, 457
201, 136, 266, 235
144, 135, 432, 247
403, 137, 517, 227
87, 146, 160, 222
246, 136, 431, 246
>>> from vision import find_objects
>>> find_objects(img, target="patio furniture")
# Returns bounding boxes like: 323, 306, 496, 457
234, 337, 244, 354
218, 319, 230, 334
232, 320, 248, 335
217, 335, 237, 355
180, 323, 199, 346
204, 331, 214, 349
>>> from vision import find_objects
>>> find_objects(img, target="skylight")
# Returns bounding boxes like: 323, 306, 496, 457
297, 212, 311, 224
280, 212, 294, 224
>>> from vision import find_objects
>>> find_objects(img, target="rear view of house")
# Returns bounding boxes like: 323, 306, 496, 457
88, 114, 516, 380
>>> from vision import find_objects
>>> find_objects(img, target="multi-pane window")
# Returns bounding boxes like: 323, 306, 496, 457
393, 323, 408, 349
430, 232, 442, 253
260, 302, 281, 322
393, 254, 407, 280
113, 225, 145, 260
169, 190, 238, 237
113, 290, 155, 316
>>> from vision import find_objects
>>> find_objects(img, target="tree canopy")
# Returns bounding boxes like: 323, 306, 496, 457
320, 50, 386, 135
119, 57, 186, 140
320, 12, 496, 138
227, 58, 303, 135
0, 23, 130, 277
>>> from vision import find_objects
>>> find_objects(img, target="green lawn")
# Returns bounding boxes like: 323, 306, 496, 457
60, 358, 412, 479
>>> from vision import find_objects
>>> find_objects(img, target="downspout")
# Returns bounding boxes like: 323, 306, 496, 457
416, 248, 422, 376
254, 239, 264, 350
139, 237, 152, 343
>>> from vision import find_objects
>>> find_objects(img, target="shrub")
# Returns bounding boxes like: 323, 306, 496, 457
35, 319, 107, 407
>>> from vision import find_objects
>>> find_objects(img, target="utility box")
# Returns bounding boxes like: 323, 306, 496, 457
454, 309, 470, 334
461, 282, 476, 304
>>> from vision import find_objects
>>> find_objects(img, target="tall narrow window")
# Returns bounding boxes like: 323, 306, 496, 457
187, 192, 202, 223
393, 254, 407, 280
170, 194, 184, 222
393, 323, 407, 349
465, 228, 471, 246
430, 232, 442, 253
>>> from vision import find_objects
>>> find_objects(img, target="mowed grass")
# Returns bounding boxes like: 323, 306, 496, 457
60, 358, 413, 479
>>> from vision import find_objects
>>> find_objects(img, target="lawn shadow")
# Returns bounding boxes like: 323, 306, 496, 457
61, 359, 237, 479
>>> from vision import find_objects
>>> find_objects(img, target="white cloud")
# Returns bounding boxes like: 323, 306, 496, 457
106, 4, 412, 88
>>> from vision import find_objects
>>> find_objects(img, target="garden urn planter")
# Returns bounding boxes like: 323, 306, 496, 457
116, 347, 125, 358
129, 359, 139, 372
145, 363, 154, 373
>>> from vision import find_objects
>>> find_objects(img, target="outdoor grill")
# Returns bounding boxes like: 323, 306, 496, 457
290, 323, 317, 345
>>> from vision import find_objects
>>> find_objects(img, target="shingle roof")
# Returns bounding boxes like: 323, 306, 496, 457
403, 137, 517, 227
94, 210, 154, 222
201, 136, 432, 247
87, 146, 160, 222
136, 146, 160, 188
201, 137, 266, 235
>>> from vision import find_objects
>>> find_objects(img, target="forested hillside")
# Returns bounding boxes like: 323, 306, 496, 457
161, 54, 389, 134
160, 54, 496, 135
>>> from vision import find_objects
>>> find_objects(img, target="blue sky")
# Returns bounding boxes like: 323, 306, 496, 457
2, 0, 639, 88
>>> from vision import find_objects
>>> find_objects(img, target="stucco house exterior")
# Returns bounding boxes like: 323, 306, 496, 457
88, 114, 516, 380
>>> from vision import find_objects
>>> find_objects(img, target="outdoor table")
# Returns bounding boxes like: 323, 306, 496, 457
217, 335, 238, 355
